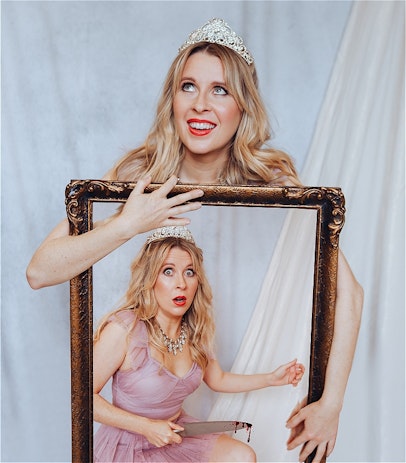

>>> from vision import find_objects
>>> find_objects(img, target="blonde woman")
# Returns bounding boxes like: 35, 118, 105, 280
93, 226, 304, 462
26, 21, 298, 291
27, 19, 363, 462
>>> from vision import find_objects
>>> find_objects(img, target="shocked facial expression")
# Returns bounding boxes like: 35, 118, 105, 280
173, 52, 242, 162
153, 247, 198, 320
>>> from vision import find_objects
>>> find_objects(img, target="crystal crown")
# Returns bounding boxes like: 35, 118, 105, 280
179, 18, 254, 65
146, 226, 195, 244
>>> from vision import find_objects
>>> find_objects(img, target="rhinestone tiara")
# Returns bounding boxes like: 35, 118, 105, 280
145, 226, 195, 245
179, 18, 254, 65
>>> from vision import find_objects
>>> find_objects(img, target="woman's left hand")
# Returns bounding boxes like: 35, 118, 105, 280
270, 359, 305, 387
286, 398, 339, 462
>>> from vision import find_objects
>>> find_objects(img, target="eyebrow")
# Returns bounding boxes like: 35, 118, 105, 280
180, 76, 227, 87
161, 261, 194, 268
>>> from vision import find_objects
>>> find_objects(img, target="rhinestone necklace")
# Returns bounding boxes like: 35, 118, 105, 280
159, 320, 187, 356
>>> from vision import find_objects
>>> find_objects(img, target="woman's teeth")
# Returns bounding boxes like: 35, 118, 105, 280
189, 122, 215, 130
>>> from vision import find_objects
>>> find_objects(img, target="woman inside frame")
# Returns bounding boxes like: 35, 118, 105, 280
93, 225, 305, 462
27, 18, 363, 462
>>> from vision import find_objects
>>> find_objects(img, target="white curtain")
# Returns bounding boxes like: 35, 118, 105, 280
302, 3, 405, 462
3, 2, 404, 462
210, 1, 405, 462
208, 209, 316, 462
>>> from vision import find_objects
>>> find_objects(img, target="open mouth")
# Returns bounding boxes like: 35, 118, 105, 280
173, 296, 187, 306
187, 119, 216, 136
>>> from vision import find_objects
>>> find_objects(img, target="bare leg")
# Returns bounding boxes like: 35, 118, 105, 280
208, 434, 256, 462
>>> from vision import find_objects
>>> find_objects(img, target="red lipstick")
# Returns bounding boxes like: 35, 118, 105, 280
173, 296, 187, 306
187, 118, 216, 136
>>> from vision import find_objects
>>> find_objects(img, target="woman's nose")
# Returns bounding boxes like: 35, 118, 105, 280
193, 92, 210, 113
176, 274, 186, 289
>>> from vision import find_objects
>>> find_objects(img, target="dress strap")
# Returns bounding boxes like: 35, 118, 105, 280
108, 310, 149, 369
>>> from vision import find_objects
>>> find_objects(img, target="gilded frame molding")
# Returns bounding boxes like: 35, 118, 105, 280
65, 180, 345, 463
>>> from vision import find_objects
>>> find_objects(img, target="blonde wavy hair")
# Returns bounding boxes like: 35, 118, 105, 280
94, 237, 216, 373
110, 42, 300, 186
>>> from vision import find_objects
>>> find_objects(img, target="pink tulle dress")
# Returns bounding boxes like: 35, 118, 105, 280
94, 310, 220, 462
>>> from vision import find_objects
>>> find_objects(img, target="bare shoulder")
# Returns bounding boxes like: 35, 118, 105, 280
97, 318, 128, 345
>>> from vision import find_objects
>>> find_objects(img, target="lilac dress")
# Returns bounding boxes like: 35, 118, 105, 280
94, 311, 220, 462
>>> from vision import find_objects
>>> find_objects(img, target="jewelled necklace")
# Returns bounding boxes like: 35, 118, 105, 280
159, 320, 187, 356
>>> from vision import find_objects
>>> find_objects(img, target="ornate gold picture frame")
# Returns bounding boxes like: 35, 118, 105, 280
65, 180, 345, 463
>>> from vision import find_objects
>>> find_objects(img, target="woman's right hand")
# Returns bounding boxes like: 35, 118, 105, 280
141, 412, 184, 448
116, 175, 204, 239
26, 176, 203, 289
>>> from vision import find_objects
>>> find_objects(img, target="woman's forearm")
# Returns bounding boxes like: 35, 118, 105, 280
26, 216, 134, 289
284, 251, 363, 461
94, 393, 149, 434
94, 393, 184, 448
204, 359, 303, 393
207, 372, 274, 393
26, 177, 204, 289
320, 250, 363, 410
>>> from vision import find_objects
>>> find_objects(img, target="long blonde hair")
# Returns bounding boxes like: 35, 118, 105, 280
110, 43, 300, 186
94, 237, 216, 372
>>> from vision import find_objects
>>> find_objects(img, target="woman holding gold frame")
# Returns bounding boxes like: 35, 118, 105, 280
27, 18, 363, 462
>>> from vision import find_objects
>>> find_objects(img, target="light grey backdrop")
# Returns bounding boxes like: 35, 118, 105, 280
4, 1, 396, 462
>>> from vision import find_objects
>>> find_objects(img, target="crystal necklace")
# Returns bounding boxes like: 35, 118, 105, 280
159, 320, 187, 356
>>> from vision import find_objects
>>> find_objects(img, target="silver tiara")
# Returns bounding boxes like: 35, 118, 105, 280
146, 226, 195, 245
179, 18, 254, 66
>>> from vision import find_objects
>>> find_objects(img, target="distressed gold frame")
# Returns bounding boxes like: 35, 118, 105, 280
65, 180, 345, 463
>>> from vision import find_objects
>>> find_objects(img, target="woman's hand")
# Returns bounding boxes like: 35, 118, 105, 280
284, 251, 362, 461
270, 359, 305, 387
286, 398, 339, 462
141, 412, 184, 448
26, 175, 204, 288
117, 175, 204, 238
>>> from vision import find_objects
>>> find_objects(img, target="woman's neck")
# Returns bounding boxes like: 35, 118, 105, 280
155, 314, 183, 339
178, 154, 227, 184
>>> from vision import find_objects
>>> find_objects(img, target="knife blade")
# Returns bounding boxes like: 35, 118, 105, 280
175, 420, 252, 438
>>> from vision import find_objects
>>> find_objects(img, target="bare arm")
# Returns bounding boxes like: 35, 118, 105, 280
26, 176, 203, 289
203, 358, 305, 393
93, 321, 183, 447
286, 250, 363, 462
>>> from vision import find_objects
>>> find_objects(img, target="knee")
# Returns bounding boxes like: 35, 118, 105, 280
244, 446, 256, 462
209, 435, 256, 462
232, 441, 256, 462
244, 444, 256, 462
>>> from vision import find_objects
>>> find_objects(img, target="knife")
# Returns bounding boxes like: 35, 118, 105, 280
175, 421, 252, 439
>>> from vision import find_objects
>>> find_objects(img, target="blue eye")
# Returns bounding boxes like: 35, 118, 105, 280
185, 269, 195, 277
213, 86, 227, 95
163, 268, 173, 276
182, 82, 196, 92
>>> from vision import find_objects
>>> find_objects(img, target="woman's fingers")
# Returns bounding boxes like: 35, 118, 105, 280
120, 175, 204, 235
154, 175, 179, 196
167, 189, 204, 208
137, 175, 204, 214
133, 175, 152, 194
158, 176, 204, 207
168, 410, 182, 422
166, 199, 202, 217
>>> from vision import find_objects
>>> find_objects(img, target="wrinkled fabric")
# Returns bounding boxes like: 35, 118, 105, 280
94, 312, 219, 462
210, 2, 405, 462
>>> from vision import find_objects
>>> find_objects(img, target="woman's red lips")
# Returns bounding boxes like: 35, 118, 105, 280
187, 119, 216, 136
173, 296, 186, 306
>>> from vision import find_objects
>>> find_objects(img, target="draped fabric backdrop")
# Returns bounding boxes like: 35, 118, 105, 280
302, 3, 405, 461
2, 1, 404, 462
210, 2, 405, 462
